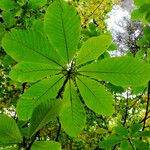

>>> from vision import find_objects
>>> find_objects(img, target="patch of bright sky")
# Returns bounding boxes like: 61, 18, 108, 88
106, 5, 131, 56
106, 5, 130, 33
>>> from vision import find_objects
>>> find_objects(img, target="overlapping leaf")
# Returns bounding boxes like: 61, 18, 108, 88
30, 99, 62, 137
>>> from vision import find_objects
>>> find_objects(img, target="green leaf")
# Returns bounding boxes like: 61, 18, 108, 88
134, 0, 150, 6
2, 11, 16, 28
79, 57, 150, 87
120, 140, 133, 150
31, 19, 45, 33
76, 76, 114, 115
77, 34, 112, 65
0, 0, 18, 10
115, 125, 128, 137
60, 80, 86, 137
30, 99, 62, 137
133, 130, 150, 137
0, 115, 22, 146
132, 139, 149, 150
17, 75, 65, 120
130, 123, 142, 134
9, 62, 61, 82
31, 141, 61, 150
29, 0, 47, 8
2, 29, 64, 68
99, 135, 122, 149
45, 0, 80, 63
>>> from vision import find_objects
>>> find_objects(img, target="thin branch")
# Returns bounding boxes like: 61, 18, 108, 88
123, 89, 129, 126
142, 81, 150, 131
55, 117, 61, 142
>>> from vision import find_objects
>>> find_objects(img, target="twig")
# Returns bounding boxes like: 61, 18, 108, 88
142, 81, 150, 131
123, 89, 129, 126
55, 117, 61, 142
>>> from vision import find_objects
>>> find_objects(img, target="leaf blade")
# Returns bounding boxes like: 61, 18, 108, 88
17, 75, 65, 120
79, 57, 150, 87
60, 80, 86, 137
76, 76, 114, 115
0, 115, 22, 146
77, 34, 112, 65
45, 0, 81, 63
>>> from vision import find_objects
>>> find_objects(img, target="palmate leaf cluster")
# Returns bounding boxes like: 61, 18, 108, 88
0, 0, 150, 149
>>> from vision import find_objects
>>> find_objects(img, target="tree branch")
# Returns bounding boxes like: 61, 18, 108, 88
142, 81, 150, 131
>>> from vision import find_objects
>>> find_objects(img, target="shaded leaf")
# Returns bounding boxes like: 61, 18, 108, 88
115, 125, 128, 137
120, 140, 133, 150
31, 141, 61, 150
99, 135, 122, 149
30, 99, 62, 137
132, 139, 149, 150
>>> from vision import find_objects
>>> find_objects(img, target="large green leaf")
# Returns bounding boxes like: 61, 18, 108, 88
0, 115, 22, 146
45, 0, 80, 63
60, 80, 86, 137
120, 140, 133, 150
9, 62, 61, 82
2, 29, 64, 68
115, 125, 128, 137
134, 0, 150, 6
99, 135, 122, 149
30, 99, 62, 137
76, 76, 114, 115
0, 0, 18, 10
77, 34, 112, 65
31, 141, 61, 150
17, 75, 65, 120
132, 139, 149, 150
79, 57, 150, 87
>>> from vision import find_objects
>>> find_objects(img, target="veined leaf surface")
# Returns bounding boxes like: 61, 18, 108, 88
30, 99, 62, 137
60, 80, 86, 137
79, 57, 150, 87
17, 75, 65, 120
0, 115, 22, 146
45, 0, 81, 63
77, 34, 112, 65
76, 76, 114, 115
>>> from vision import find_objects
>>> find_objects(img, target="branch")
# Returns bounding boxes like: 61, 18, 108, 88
123, 89, 129, 126
142, 81, 150, 131
55, 117, 61, 142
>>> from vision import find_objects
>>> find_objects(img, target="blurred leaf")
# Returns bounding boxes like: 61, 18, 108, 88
31, 141, 61, 150
99, 135, 122, 149
0, 115, 22, 146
